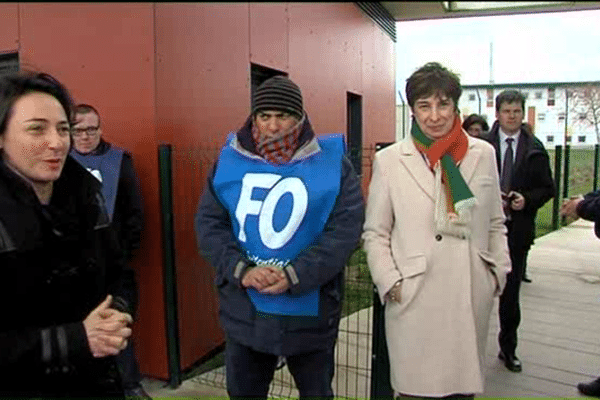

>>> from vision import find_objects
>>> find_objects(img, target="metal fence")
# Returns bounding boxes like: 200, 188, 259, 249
535, 144, 600, 234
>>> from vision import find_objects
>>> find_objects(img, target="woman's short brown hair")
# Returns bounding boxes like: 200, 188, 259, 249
406, 62, 462, 111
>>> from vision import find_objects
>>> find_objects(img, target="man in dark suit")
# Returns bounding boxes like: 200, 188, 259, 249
484, 90, 554, 373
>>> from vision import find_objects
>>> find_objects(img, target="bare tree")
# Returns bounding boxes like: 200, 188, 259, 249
569, 84, 600, 144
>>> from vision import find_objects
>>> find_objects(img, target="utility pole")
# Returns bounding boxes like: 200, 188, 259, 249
489, 41, 494, 84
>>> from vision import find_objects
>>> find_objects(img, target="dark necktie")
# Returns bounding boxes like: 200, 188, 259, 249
500, 137, 514, 193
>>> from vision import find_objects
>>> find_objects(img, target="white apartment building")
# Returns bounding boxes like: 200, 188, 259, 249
461, 82, 600, 147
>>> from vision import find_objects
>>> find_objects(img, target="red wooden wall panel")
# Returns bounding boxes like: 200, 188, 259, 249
18, 3, 167, 379
155, 2, 250, 372
250, 3, 289, 71
0, 3, 18, 52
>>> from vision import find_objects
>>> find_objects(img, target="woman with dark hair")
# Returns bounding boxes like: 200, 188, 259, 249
363, 62, 511, 398
462, 113, 490, 138
0, 71, 135, 397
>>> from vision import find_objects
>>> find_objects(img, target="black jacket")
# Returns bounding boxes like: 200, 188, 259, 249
194, 115, 365, 356
0, 156, 136, 397
73, 139, 144, 261
576, 190, 600, 238
485, 122, 555, 247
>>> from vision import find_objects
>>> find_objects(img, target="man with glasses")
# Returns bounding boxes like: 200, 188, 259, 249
71, 104, 147, 398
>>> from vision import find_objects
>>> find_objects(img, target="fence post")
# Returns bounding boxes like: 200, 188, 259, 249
594, 144, 599, 192
370, 286, 394, 400
552, 145, 563, 231
158, 144, 182, 388
562, 144, 570, 200
561, 144, 571, 226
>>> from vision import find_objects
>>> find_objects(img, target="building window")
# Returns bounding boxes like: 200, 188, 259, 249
535, 91, 543, 99
579, 112, 588, 120
538, 113, 545, 121
578, 136, 586, 143
558, 112, 565, 121
521, 91, 529, 99
547, 87, 555, 106
566, 136, 572, 143
468, 94, 476, 101
547, 135, 554, 143
486, 88, 493, 108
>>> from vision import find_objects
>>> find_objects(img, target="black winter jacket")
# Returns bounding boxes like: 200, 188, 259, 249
485, 122, 555, 248
0, 155, 136, 397
194, 115, 365, 356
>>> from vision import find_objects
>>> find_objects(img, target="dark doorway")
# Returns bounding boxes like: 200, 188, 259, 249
347, 92, 362, 175
0, 52, 19, 76
250, 63, 287, 107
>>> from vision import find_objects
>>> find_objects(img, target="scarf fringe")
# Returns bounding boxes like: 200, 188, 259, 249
434, 164, 476, 239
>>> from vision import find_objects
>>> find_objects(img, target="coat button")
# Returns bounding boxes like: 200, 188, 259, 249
435, 234, 442, 241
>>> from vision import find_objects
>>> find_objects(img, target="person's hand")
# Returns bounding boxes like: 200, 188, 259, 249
241, 265, 285, 290
385, 280, 403, 303
509, 191, 525, 211
560, 195, 584, 219
259, 275, 290, 295
501, 192, 510, 209
83, 295, 133, 358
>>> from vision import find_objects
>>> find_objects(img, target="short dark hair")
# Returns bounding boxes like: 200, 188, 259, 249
406, 62, 462, 111
0, 71, 74, 136
462, 113, 489, 132
495, 90, 525, 113
74, 103, 101, 127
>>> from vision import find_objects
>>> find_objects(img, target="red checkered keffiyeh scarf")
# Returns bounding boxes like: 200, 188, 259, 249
252, 117, 304, 164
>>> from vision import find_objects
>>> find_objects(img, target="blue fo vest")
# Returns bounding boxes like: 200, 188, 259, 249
213, 134, 344, 316
70, 146, 124, 220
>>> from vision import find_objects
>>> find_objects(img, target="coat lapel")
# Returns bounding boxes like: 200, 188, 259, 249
513, 128, 529, 176
398, 139, 435, 201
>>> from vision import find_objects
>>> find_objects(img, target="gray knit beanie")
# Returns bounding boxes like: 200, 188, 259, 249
252, 75, 303, 119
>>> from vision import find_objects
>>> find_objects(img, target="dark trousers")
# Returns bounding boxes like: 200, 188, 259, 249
522, 252, 528, 278
498, 237, 529, 356
225, 338, 335, 399
116, 339, 142, 388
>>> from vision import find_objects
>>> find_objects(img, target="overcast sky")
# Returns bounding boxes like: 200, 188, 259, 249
395, 9, 600, 101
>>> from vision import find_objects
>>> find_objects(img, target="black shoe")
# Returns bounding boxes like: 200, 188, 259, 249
124, 384, 152, 398
522, 274, 532, 283
578, 377, 600, 397
498, 351, 522, 372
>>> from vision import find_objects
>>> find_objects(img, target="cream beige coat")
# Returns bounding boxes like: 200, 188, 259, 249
363, 135, 511, 396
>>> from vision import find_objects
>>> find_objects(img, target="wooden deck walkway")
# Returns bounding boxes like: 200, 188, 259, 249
144, 219, 600, 398
483, 218, 600, 398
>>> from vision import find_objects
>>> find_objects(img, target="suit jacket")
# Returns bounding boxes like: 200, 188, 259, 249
363, 134, 511, 395
485, 122, 555, 248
